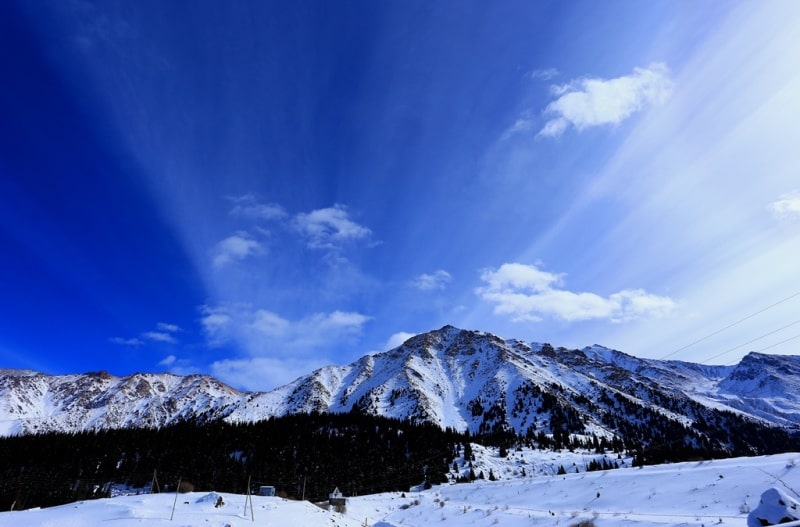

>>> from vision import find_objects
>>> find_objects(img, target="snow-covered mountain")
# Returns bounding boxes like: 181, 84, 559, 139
2, 326, 799, 442
0, 369, 242, 435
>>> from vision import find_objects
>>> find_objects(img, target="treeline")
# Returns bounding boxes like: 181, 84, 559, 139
0, 412, 465, 510
2, 406, 798, 511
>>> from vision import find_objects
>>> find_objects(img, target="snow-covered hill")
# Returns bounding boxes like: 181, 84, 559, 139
1, 452, 798, 527
0, 369, 242, 435
2, 326, 799, 443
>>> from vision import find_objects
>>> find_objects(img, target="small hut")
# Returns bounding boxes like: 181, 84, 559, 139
329, 487, 346, 507
258, 486, 276, 497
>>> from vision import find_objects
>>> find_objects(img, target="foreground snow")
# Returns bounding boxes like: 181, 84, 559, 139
2, 453, 798, 527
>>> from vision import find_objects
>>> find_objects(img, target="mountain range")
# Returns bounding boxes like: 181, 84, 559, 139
2, 325, 799, 452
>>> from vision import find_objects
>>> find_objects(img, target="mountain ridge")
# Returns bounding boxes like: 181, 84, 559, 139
2, 326, 799, 453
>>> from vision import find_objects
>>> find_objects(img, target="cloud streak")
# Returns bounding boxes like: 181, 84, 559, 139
142, 331, 178, 344
110, 322, 182, 347
228, 194, 287, 221
198, 303, 372, 389
539, 63, 674, 138
199, 303, 371, 355
527, 68, 559, 81
411, 270, 452, 291
109, 337, 144, 347
769, 191, 800, 219
210, 356, 328, 392
293, 204, 372, 250
476, 263, 676, 323
212, 231, 263, 268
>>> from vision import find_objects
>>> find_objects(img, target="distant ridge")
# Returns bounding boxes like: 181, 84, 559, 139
2, 325, 799, 454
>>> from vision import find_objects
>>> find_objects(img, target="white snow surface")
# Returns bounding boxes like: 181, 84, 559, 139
2, 452, 799, 527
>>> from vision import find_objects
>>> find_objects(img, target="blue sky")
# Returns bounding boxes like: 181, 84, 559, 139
2, 1, 799, 391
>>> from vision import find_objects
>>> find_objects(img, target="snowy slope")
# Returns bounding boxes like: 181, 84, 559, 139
2, 326, 800, 440
0, 369, 245, 435
1, 452, 798, 527
233, 326, 800, 438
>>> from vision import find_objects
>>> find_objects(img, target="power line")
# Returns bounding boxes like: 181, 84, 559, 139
752, 331, 800, 354
701, 317, 800, 364
660, 288, 800, 361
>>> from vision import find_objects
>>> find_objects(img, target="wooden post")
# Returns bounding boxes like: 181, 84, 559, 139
151, 470, 160, 493
170, 477, 181, 521
301, 476, 306, 501
243, 475, 254, 521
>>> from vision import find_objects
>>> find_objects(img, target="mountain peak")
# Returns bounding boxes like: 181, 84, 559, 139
2, 327, 800, 445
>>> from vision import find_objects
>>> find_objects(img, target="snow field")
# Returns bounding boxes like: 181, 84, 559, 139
347, 452, 800, 527
0, 452, 797, 527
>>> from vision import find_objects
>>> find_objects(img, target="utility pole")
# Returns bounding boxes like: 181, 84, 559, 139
151, 470, 160, 493
170, 477, 181, 521
243, 475, 254, 522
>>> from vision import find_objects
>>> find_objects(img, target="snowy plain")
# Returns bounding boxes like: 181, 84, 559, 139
1, 451, 798, 527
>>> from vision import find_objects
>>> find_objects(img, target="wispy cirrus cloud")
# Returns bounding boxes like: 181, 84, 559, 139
222, 196, 374, 254
199, 303, 372, 389
142, 331, 177, 344
411, 270, 452, 291
293, 204, 372, 250
201, 304, 372, 390
228, 194, 287, 221
110, 322, 182, 347
210, 356, 328, 392
200, 303, 371, 354
109, 336, 144, 347
769, 191, 800, 219
158, 355, 176, 367
527, 67, 559, 81
212, 231, 263, 268
476, 262, 676, 323
538, 63, 674, 138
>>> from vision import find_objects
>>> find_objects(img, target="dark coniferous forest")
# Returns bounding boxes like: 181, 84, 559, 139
1, 408, 798, 511
0, 412, 465, 510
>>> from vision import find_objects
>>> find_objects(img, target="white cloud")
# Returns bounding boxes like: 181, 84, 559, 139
301, 310, 372, 335
411, 270, 452, 291
142, 331, 177, 344
212, 231, 262, 268
199, 304, 371, 389
228, 194, 287, 221
199, 308, 233, 347
211, 356, 327, 392
769, 191, 800, 219
501, 118, 537, 141
528, 68, 559, 81
249, 309, 291, 337
199, 303, 371, 355
293, 204, 372, 249
384, 331, 416, 350
476, 263, 676, 323
109, 337, 144, 347
156, 322, 180, 333
478, 262, 561, 293
110, 322, 181, 347
538, 63, 674, 138
159, 355, 176, 367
